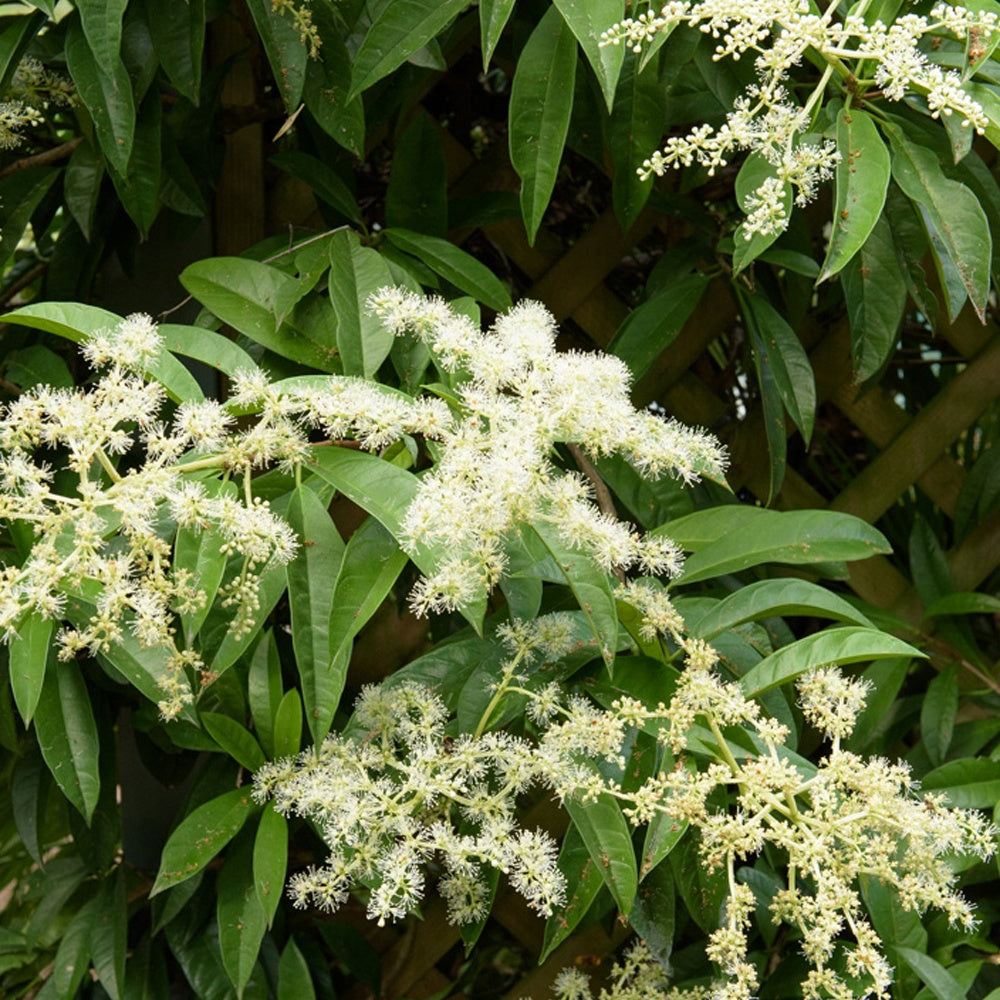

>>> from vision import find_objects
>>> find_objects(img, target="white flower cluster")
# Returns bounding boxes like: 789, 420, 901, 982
368, 289, 725, 614
602, 1, 999, 239
0, 56, 75, 150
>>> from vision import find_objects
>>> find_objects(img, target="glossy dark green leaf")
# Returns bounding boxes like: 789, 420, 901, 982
143, 0, 204, 103
0, 167, 59, 260
63, 139, 105, 241
669, 508, 891, 584
349, 0, 471, 97
90, 870, 127, 1000
669, 831, 726, 934
841, 211, 908, 382
751, 324, 786, 502
691, 579, 874, 640
563, 792, 637, 916
111, 87, 161, 237
885, 120, 991, 320
629, 862, 675, 965
553, 0, 625, 111
479, 0, 515, 68
529, 522, 618, 668
277, 938, 316, 1000
151, 788, 256, 895
383, 229, 512, 311
385, 111, 447, 237
218, 829, 268, 996
65, 17, 134, 175
509, 5, 577, 244
159, 324, 256, 380
739, 626, 923, 698
744, 291, 815, 443
608, 50, 663, 229
819, 107, 891, 281
273, 689, 303, 758
4, 302, 203, 402
923, 592, 1000, 618
173, 523, 228, 647
539, 824, 605, 962
124, 936, 169, 1000
77, 0, 127, 68
245, 0, 308, 109
922, 757, 1000, 808
247, 630, 283, 759
3, 343, 73, 391
732, 153, 792, 273
207, 563, 287, 678
253, 802, 288, 929
9, 614, 52, 724
270, 150, 361, 223
303, 8, 363, 155
0, 12, 44, 91
180, 257, 330, 369
12, 748, 48, 864
862, 875, 926, 998
52, 896, 95, 998
921, 666, 958, 768
35, 659, 100, 822
327, 229, 396, 378
640, 763, 690, 879
201, 712, 266, 772
286, 484, 345, 743
897, 947, 966, 1000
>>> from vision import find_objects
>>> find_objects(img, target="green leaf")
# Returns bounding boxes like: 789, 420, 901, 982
884, 120, 991, 321
159, 324, 257, 380
897, 947, 967, 1000
303, 8, 363, 155
923, 592, 1000, 618
286, 484, 345, 744
509, 6, 577, 244
34, 659, 101, 822
744, 292, 815, 443
201, 712, 267, 772
385, 111, 447, 237
111, 87, 161, 238
3, 344, 73, 391
247, 630, 283, 759
4, 302, 203, 403
921, 666, 958, 768
669, 831, 726, 934
9, 614, 53, 724
751, 323, 786, 503
217, 829, 268, 997
244, 0, 308, 109
63, 139, 105, 241
65, 17, 135, 175
669, 508, 891, 584
539, 824, 606, 963
254, 802, 288, 929
349, 0, 471, 97
52, 897, 95, 999
12, 749, 48, 864
739, 626, 923, 698
640, 797, 687, 880
270, 150, 361, 224
180, 257, 331, 369
480, 0, 515, 68
383, 229, 513, 311
629, 863, 675, 966
77, 0, 127, 69
0, 167, 59, 260
0, 13, 44, 92
90, 871, 127, 1000
173, 520, 227, 644
841, 211, 908, 383
608, 50, 663, 229
327, 229, 396, 378
552, 0, 625, 112
732, 153, 792, 273
529, 522, 618, 668
151, 788, 256, 895
691, 579, 875, 640
819, 107, 891, 281
922, 757, 1000, 808
609, 274, 709, 381
278, 939, 316, 1000
327, 516, 408, 711
563, 793, 637, 916
143, 0, 204, 103
273, 689, 303, 758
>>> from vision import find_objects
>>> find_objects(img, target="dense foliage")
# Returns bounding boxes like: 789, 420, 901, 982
0, 2, 998, 1000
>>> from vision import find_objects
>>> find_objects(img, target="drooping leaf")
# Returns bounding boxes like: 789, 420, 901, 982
277, 939, 316, 1000
253, 802, 288, 929
285, 483, 345, 743
90, 871, 127, 1000
921, 757, 1000, 808
0, 13, 44, 92
509, 5, 578, 244
217, 828, 268, 996
629, 862, 675, 966
0, 167, 60, 261
897, 947, 967, 1000
244, 0, 308, 109
385, 111, 448, 237
303, 7, 364, 155
552, 0, 625, 111
9, 614, 53, 724
63, 139, 105, 241
273, 689, 303, 758
12, 748, 48, 864
151, 788, 256, 895
884, 120, 991, 320
732, 153, 792, 273
479, 0, 516, 68
201, 712, 267, 772
921, 666, 958, 768
110, 84, 161, 237
349, 0, 471, 97
34, 658, 100, 823
819, 107, 892, 281
247, 630, 283, 759
270, 150, 361, 224
739, 626, 923, 698
563, 792, 638, 916
143, 0, 204, 103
